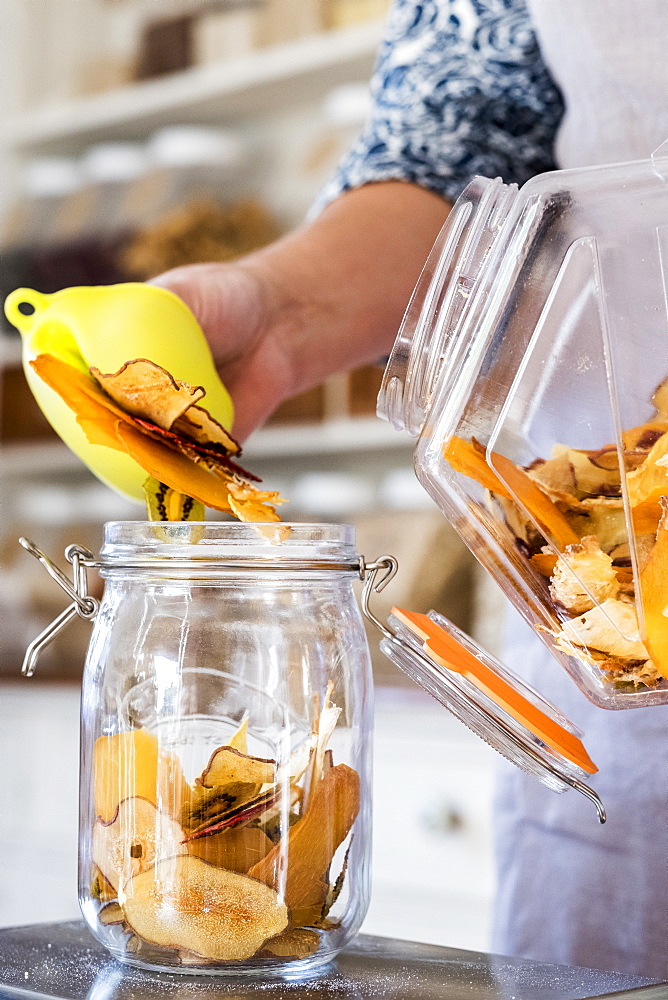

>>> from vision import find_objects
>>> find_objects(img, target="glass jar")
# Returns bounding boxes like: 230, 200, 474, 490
379, 154, 668, 709
78, 522, 372, 976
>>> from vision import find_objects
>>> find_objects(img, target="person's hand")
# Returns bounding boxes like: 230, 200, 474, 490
153, 183, 450, 441
151, 260, 296, 441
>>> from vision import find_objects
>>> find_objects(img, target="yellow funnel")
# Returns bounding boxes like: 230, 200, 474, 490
5, 283, 234, 502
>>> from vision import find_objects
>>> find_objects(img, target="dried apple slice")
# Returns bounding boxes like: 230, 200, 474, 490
92, 796, 187, 893
639, 497, 668, 679
198, 746, 276, 790
248, 764, 359, 927
122, 855, 288, 961
188, 827, 273, 872
93, 728, 190, 823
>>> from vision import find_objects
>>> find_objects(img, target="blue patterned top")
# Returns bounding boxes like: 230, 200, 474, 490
315, 0, 564, 210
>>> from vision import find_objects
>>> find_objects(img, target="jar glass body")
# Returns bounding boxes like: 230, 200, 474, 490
79, 522, 372, 976
379, 156, 668, 709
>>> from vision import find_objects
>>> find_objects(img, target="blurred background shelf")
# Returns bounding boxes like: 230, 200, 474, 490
7, 21, 383, 154
0, 417, 413, 478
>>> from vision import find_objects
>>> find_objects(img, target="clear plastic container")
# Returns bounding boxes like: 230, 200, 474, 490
78, 522, 372, 975
378, 151, 668, 710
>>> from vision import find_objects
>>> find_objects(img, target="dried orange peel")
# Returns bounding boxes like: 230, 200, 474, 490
443, 436, 579, 549
30, 353, 286, 522
393, 607, 597, 774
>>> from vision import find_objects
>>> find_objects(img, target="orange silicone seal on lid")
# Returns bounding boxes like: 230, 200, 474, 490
391, 607, 597, 775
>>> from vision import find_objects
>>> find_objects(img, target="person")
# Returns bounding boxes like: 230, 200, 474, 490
154, 0, 668, 980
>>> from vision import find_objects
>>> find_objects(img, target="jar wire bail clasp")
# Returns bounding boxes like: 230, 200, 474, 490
18, 537, 99, 678
359, 554, 399, 640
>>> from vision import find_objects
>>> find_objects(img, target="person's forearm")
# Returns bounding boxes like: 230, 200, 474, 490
238, 182, 451, 397
154, 181, 450, 438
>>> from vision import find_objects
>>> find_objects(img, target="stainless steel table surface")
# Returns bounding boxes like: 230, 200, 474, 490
0, 923, 665, 1000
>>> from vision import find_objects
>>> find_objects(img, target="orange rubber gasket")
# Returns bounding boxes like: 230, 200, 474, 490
392, 607, 597, 775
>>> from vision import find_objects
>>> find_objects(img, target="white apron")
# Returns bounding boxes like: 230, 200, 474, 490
493, 0, 668, 980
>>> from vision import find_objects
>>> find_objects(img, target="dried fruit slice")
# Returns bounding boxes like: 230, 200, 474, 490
173, 405, 240, 454
183, 781, 262, 831
188, 827, 273, 872
198, 746, 276, 790
92, 796, 187, 893
639, 497, 668, 679
531, 552, 558, 577
93, 728, 189, 824
549, 536, 619, 615
90, 867, 116, 902
248, 764, 360, 927
144, 476, 205, 522
227, 715, 249, 754
260, 928, 320, 959
99, 902, 125, 926
558, 599, 650, 661
443, 436, 579, 549
122, 855, 288, 961
90, 359, 205, 430
185, 788, 280, 840
627, 431, 668, 533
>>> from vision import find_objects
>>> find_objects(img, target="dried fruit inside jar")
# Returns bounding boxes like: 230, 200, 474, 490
443, 380, 668, 689
89, 688, 360, 966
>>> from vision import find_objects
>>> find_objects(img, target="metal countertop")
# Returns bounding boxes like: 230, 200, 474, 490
0, 922, 665, 1000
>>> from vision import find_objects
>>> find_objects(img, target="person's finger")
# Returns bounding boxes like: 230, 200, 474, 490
150, 263, 266, 365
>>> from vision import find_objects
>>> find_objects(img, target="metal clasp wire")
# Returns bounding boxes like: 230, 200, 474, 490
18, 538, 99, 678
359, 555, 399, 640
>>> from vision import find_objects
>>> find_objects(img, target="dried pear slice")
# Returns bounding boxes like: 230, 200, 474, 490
227, 715, 249, 754
557, 599, 650, 661
92, 796, 187, 894
639, 497, 668, 679
260, 928, 320, 959
93, 728, 190, 824
549, 536, 619, 615
90, 359, 205, 431
122, 855, 288, 961
99, 902, 125, 926
248, 764, 359, 927
188, 827, 273, 872
198, 746, 276, 790
90, 866, 117, 902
